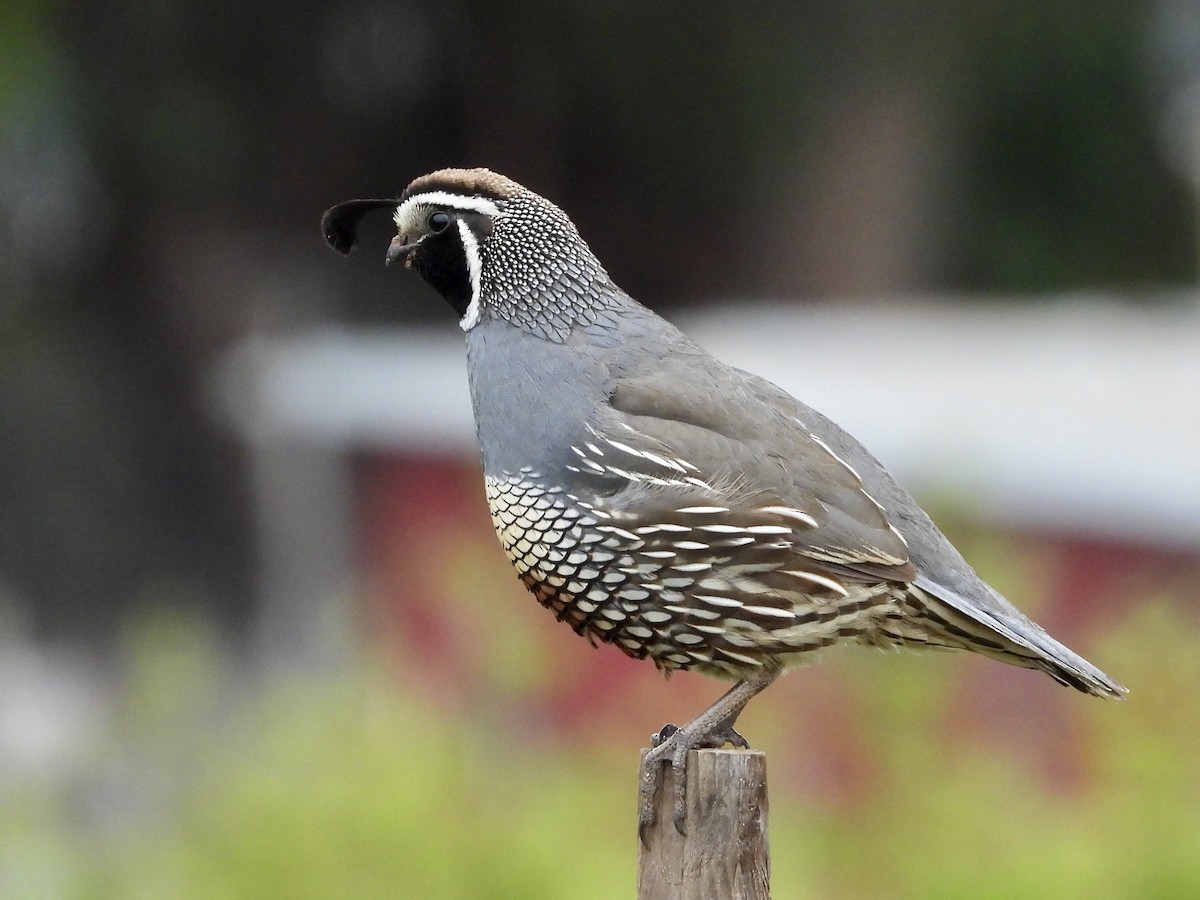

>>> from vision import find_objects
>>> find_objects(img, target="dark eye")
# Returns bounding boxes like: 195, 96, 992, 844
428, 211, 451, 233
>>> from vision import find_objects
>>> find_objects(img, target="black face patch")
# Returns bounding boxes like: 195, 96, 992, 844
413, 225, 472, 318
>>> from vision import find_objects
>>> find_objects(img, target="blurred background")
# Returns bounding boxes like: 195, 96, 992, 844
3, 1, 1200, 897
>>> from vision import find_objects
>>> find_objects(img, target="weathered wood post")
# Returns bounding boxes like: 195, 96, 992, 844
637, 748, 770, 899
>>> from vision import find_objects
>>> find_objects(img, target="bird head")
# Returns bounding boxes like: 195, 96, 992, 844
323, 168, 619, 341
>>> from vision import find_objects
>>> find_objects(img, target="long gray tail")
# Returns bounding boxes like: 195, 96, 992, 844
911, 576, 1127, 699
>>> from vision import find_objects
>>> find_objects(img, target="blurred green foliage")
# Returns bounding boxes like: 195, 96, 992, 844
1, 595, 1197, 899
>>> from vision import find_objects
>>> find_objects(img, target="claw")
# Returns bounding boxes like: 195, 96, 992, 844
637, 750, 667, 845
672, 777, 689, 836
723, 724, 750, 750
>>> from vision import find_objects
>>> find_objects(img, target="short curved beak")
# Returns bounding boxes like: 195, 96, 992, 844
385, 234, 417, 267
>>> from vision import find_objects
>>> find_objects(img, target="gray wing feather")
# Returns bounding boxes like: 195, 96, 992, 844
601, 350, 915, 582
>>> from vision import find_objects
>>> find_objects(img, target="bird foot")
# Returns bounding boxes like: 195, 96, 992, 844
638, 716, 750, 845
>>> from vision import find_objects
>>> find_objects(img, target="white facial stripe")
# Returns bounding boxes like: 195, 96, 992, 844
392, 191, 501, 232
388, 189, 497, 331
456, 217, 484, 331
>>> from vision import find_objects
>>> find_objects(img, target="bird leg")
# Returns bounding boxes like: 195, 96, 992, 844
638, 671, 778, 845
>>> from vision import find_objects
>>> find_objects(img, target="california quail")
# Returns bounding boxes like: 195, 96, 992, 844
322, 168, 1126, 839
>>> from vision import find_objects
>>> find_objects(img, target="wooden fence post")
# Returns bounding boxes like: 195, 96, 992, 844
637, 748, 770, 900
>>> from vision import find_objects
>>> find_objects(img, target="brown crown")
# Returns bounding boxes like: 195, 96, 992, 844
401, 168, 523, 202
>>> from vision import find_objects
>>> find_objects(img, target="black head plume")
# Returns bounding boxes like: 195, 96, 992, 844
321, 199, 399, 254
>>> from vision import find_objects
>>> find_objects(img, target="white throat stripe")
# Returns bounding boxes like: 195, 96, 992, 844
456, 218, 484, 331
